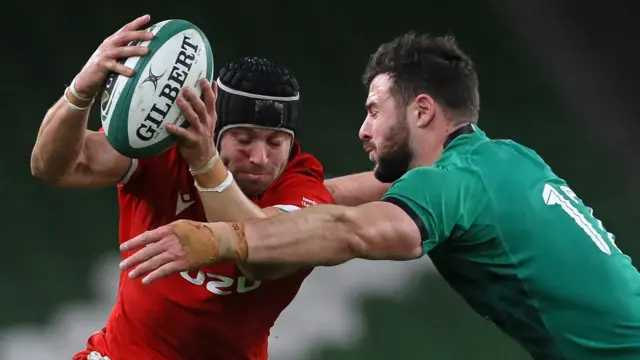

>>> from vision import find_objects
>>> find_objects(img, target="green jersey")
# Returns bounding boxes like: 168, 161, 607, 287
382, 125, 640, 359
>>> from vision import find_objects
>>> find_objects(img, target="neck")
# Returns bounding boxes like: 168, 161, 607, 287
410, 122, 472, 169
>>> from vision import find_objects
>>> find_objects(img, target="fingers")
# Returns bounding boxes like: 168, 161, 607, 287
167, 80, 218, 152
95, 59, 132, 77
119, 241, 165, 272
120, 226, 171, 252
211, 79, 218, 99
119, 14, 151, 33
166, 122, 198, 144
128, 250, 176, 280
176, 90, 203, 130
104, 45, 149, 61
142, 260, 190, 285
202, 78, 217, 117
100, 44, 150, 77
111, 30, 156, 47
98, 26, 155, 78
184, 86, 209, 125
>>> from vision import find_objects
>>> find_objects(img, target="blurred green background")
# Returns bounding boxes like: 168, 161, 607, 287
1, 0, 638, 359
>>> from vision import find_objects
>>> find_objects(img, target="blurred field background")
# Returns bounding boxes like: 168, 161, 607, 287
0, 1, 639, 359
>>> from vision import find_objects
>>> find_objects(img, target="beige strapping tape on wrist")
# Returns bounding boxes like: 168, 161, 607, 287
69, 78, 93, 102
190, 153, 220, 175
63, 88, 92, 111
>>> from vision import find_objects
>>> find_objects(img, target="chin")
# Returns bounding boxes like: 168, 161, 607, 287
237, 183, 267, 198
373, 158, 410, 183
235, 178, 271, 197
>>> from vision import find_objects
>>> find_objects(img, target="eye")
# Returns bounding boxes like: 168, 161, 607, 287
268, 138, 285, 148
235, 136, 251, 145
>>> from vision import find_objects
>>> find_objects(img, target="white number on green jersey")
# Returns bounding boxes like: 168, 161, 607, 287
542, 183, 619, 254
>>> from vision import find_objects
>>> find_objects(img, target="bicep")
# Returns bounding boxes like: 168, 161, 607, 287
58, 131, 134, 188
325, 172, 390, 206
265, 173, 335, 209
348, 201, 423, 260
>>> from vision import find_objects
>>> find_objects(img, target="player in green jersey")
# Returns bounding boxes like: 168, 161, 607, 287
119, 32, 640, 359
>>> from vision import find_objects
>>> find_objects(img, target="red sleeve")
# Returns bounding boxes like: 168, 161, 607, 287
259, 152, 334, 209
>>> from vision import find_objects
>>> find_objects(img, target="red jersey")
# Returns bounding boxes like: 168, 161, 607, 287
73, 141, 334, 360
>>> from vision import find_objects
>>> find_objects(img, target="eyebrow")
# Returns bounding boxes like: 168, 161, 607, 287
365, 101, 376, 111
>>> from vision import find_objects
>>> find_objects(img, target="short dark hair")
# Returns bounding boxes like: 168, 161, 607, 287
362, 32, 480, 123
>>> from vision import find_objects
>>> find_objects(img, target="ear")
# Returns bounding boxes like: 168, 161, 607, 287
414, 94, 436, 128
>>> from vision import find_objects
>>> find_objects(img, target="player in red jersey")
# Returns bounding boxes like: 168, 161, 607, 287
30, 15, 388, 360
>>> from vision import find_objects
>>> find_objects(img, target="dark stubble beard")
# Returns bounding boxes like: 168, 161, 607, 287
373, 115, 413, 183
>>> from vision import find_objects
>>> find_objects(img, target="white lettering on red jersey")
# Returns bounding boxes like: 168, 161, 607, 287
73, 141, 334, 360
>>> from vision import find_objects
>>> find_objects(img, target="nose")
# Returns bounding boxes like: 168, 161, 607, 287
359, 116, 372, 142
248, 144, 268, 166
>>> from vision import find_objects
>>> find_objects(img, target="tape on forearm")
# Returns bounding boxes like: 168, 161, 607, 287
169, 220, 248, 268
63, 87, 92, 111
194, 171, 233, 193
190, 153, 220, 175
192, 156, 229, 188
228, 222, 249, 262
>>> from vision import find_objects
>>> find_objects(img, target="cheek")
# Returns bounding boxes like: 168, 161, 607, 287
218, 137, 234, 157
267, 149, 290, 172
372, 117, 393, 143
219, 145, 245, 169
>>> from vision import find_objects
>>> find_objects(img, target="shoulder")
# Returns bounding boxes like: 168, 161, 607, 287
384, 164, 482, 202
397, 164, 478, 185
260, 143, 334, 207
283, 142, 326, 180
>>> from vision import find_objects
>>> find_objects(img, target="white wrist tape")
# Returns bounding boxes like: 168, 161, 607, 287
63, 88, 91, 111
190, 152, 220, 175
194, 170, 234, 193
69, 78, 93, 101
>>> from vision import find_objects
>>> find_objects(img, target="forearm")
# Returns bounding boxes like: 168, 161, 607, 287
239, 202, 422, 266
192, 154, 267, 222
242, 204, 357, 266
193, 157, 292, 279
31, 93, 92, 181
325, 171, 391, 206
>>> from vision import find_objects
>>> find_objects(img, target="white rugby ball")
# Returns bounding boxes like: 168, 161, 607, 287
100, 19, 214, 159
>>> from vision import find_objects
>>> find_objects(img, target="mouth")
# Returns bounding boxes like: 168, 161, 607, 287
364, 147, 376, 162
363, 143, 376, 161
368, 150, 376, 162
240, 172, 269, 181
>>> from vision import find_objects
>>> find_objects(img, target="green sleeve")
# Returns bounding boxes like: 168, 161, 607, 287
382, 166, 483, 255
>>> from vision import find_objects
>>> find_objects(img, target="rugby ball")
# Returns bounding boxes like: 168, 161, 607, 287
100, 19, 214, 159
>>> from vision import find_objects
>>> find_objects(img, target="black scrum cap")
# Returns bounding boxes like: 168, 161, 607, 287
215, 57, 301, 146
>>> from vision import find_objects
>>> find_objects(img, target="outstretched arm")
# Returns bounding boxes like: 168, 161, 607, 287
119, 200, 424, 284
242, 201, 423, 266
121, 166, 475, 285
324, 172, 391, 206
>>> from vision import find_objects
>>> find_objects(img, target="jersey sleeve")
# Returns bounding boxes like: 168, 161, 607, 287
260, 154, 335, 210
381, 166, 484, 255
